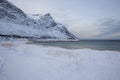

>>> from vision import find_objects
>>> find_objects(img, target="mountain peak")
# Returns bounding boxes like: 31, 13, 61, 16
44, 13, 54, 20
45, 13, 51, 16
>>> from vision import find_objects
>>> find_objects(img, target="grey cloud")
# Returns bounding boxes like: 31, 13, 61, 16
96, 18, 120, 39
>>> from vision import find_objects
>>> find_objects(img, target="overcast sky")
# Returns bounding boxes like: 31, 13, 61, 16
9, 0, 120, 39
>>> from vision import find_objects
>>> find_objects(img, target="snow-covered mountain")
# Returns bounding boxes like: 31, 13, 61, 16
0, 0, 78, 41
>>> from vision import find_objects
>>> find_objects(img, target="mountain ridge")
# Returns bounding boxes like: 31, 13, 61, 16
0, 0, 78, 41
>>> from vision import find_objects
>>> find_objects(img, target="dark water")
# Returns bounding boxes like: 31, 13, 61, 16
34, 40, 120, 51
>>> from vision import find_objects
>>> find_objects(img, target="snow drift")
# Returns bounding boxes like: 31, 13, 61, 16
0, 41, 120, 80
0, 0, 77, 40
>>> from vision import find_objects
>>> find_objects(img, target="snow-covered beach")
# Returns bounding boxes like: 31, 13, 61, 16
0, 0, 120, 80
0, 41, 120, 80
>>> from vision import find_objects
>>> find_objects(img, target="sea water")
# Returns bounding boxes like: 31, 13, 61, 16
36, 40, 120, 52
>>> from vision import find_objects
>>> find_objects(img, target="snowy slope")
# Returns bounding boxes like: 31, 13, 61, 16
0, 41, 120, 80
0, 0, 77, 40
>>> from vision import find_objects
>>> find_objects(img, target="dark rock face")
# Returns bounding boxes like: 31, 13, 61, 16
0, 0, 5, 3
0, 8, 16, 19
0, 0, 26, 20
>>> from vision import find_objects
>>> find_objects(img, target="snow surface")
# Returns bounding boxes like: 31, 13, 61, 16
0, 21, 70, 39
0, 41, 120, 80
